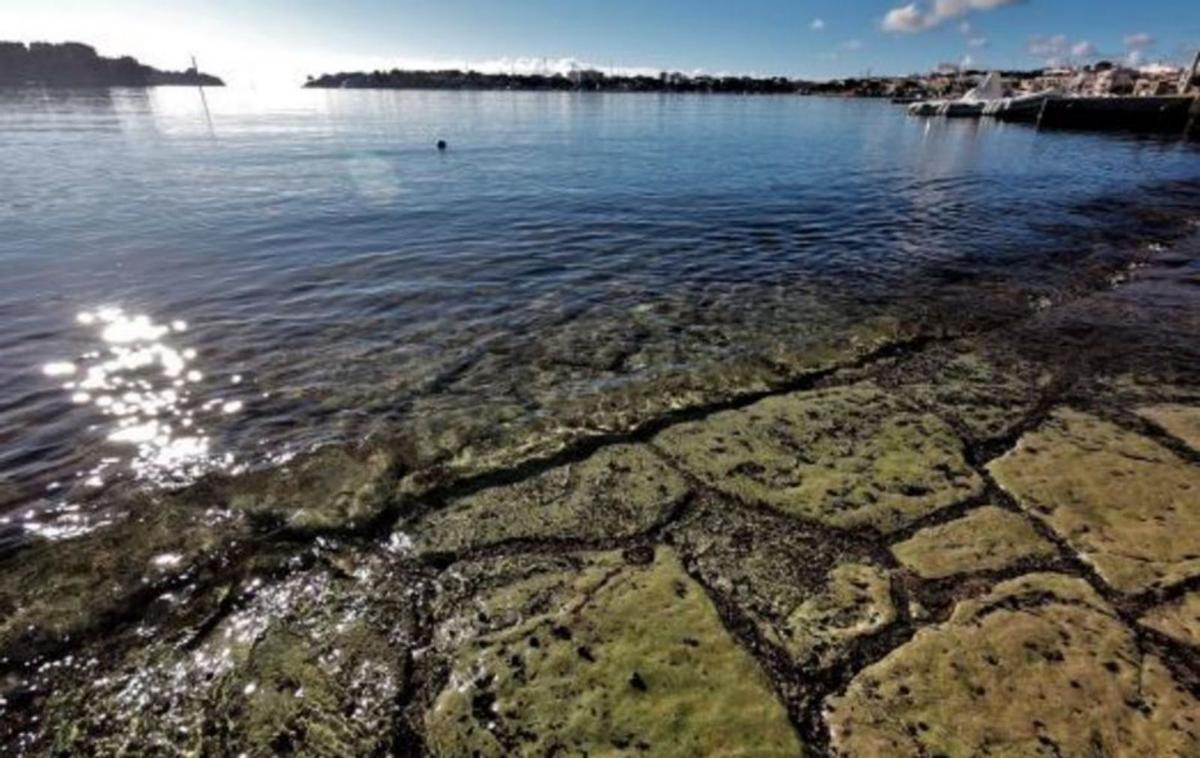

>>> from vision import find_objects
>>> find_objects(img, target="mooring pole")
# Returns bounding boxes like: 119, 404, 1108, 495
192, 54, 214, 132
1181, 50, 1200, 95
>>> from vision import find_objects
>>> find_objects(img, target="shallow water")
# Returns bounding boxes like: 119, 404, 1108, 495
1, 86, 1198, 543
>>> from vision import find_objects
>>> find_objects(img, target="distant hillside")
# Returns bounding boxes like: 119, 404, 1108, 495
0, 42, 223, 87
304, 68, 811, 94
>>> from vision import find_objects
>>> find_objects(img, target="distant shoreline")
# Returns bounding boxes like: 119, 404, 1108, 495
0, 41, 223, 88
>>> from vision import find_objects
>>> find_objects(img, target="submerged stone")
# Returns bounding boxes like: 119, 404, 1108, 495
1137, 403, 1200, 452
0, 496, 247, 665
989, 408, 1200, 593
38, 548, 420, 755
423, 547, 802, 756
226, 444, 399, 532
1141, 591, 1200, 648
890, 505, 1057, 580
654, 384, 983, 533
826, 573, 1200, 756
670, 500, 894, 672
409, 443, 688, 556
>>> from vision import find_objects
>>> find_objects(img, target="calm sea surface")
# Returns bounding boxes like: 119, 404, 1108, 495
1, 87, 1198, 543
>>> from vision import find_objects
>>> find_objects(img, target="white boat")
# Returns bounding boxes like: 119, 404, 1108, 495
985, 91, 1059, 122
908, 71, 1006, 118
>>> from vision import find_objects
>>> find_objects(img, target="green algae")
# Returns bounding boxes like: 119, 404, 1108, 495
890, 506, 1057, 580
41, 547, 419, 756
423, 547, 803, 756
408, 443, 688, 556
989, 408, 1200, 593
654, 384, 983, 533
826, 572, 1200, 757
892, 344, 1052, 443
1140, 591, 1200, 648
670, 500, 894, 672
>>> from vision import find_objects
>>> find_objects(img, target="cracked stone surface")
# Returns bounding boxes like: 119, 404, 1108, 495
654, 384, 984, 533
423, 546, 803, 756
1141, 591, 1200, 648
892, 344, 1051, 443
670, 500, 895, 672
1137, 404, 1200, 452
407, 443, 688, 556
825, 573, 1200, 757
989, 408, 1200, 594
36, 547, 421, 756
890, 505, 1057, 580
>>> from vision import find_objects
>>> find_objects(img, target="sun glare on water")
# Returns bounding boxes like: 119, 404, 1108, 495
41, 306, 247, 493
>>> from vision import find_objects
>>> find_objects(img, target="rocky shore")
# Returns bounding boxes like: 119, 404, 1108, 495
1, 221, 1199, 754
0, 42, 223, 88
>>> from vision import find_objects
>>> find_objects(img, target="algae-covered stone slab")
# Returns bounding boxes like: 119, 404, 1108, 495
826, 573, 1200, 757
895, 346, 1049, 443
654, 384, 983, 533
890, 506, 1057, 580
989, 408, 1200, 593
1140, 591, 1200, 648
1137, 403, 1200, 452
409, 443, 688, 556
227, 443, 400, 532
424, 547, 803, 756
41, 548, 420, 756
671, 501, 894, 672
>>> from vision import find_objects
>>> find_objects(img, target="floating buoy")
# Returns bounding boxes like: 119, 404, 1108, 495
436, 139, 447, 151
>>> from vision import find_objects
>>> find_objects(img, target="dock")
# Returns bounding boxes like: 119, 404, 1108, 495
1035, 95, 1199, 137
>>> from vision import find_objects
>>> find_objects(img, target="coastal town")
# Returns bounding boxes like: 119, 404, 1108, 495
304, 56, 1200, 102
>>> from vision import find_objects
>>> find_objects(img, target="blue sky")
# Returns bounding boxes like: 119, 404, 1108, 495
4, 1, 1199, 85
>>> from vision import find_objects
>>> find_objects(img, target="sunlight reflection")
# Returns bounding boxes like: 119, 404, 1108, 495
42, 306, 249, 493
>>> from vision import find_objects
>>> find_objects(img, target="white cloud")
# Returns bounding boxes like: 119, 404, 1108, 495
968, 36, 989, 48
959, 21, 973, 35
1120, 32, 1155, 67
841, 39, 865, 51
1123, 32, 1155, 50
811, 18, 826, 31
1026, 34, 1098, 66
961, 54, 976, 68
1071, 40, 1096, 57
882, 4, 927, 33
883, 0, 1023, 33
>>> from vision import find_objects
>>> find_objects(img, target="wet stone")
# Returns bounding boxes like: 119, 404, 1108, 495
396, 310, 907, 494
1141, 591, 1200, 648
826, 573, 1200, 757
408, 443, 688, 556
38, 547, 421, 756
226, 444, 399, 532
1137, 403, 1200, 452
892, 344, 1051, 444
989, 408, 1200, 593
890, 505, 1057, 580
0, 496, 248, 666
423, 546, 803, 756
654, 384, 983, 533
670, 501, 895, 672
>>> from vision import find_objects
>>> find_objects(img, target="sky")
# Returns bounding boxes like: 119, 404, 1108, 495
3, 0, 1199, 87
